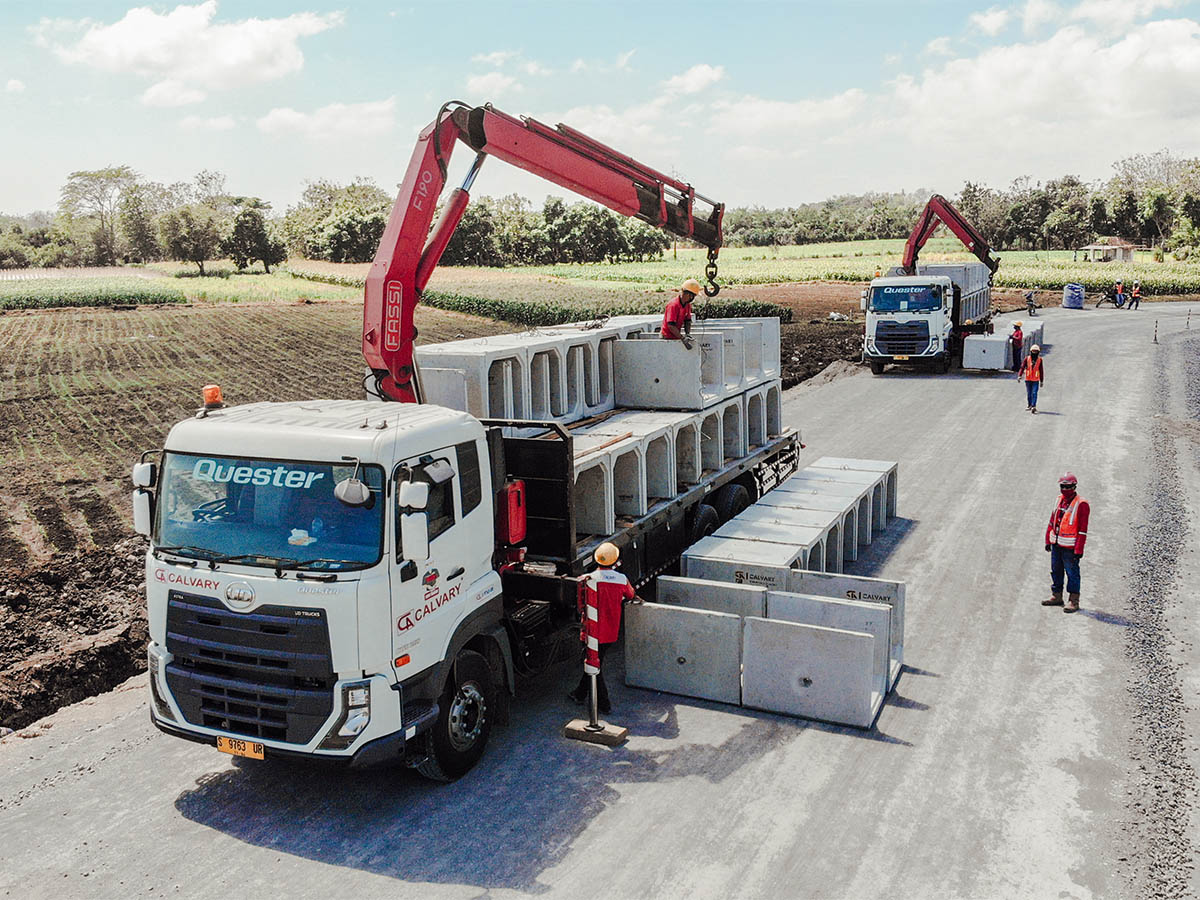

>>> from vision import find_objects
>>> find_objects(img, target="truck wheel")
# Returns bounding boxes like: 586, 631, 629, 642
417, 649, 494, 781
869, 360, 885, 375
689, 504, 720, 544
711, 483, 750, 523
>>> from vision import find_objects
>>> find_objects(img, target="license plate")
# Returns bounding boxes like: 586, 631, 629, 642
216, 736, 264, 760
894, 355, 909, 361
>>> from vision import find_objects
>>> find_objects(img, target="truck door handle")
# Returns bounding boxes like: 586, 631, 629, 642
448, 567, 465, 581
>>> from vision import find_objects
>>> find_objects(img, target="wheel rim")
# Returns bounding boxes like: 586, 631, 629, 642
447, 682, 486, 751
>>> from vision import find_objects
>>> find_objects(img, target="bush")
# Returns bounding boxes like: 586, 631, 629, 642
0, 277, 187, 310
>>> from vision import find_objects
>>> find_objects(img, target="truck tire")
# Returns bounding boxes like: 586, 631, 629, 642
711, 483, 750, 523
869, 360, 885, 375
939, 353, 953, 374
417, 649, 495, 781
689, 504, 720, 544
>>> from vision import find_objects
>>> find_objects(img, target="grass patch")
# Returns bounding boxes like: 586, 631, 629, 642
0, 277, 186, 310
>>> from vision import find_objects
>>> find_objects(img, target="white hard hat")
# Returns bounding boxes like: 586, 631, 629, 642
1031, 344, 1041, 352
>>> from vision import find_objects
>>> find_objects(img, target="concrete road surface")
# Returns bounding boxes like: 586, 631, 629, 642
3, 304, 1198, 899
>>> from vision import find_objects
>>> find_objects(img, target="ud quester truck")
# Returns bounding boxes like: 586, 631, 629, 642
131, 101, 799, 780
861, 194, 1000, 375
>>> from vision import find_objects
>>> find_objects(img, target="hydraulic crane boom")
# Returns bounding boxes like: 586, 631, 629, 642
900, 194, 999, 278
363, 101, 726, 403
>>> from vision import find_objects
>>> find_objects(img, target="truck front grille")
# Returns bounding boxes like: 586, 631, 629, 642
164, 591, 335, 744
875, 320, 931, 356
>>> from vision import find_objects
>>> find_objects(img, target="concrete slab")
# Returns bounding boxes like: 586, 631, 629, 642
683, 535, 808, 589
766, 591, 891, 700
624, 602, 743, 705
785, 570, 906, 689
962, 334, 1012, 370
613, 336, 724, 409
742, 617, 882, 729
655, 575, 767, 618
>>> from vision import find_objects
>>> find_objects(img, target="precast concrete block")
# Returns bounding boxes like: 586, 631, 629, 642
810, 458, 898, 523
713, 518, 831, 573
699, 409, 723, 472
704, 317, 781, 381
683, 535, 809, 588
604, 314, 663, 338
576, 415, 675, 502
572, 454, 614, 538
674, 420, 701, 489
719, 395, 747, 461
744, 384, 768, 450
624, 603, 743, 705
609, 441, 647, 517
419, 367, 470, 413
765, 381, 783, 437
786, 469, 887, 532
742, 617, 882, 729
613, 337, 725, 409
729, 504, 846, 570
694, 323, 746, 393
784, 570, 906, 689
766, 591, 891, 700
414, 340, 528, 419
655, 575, 767, 618
763, 484, 872, 548
962, 334, 1012, 370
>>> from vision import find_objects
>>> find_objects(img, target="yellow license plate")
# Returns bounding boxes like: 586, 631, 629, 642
216, 736, 264, 759
894, 355, 909, 361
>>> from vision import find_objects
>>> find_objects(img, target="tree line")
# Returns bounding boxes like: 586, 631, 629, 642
3, 150, 1200, 271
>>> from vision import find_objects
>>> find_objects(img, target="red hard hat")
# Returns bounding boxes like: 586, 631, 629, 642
1059, 472, 1078, 487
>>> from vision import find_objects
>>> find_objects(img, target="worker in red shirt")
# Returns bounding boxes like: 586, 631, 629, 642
662, 278, 701, 349
1010, 321, 1024, 373
568, 541, 637, 713
1043, 472, 1090, 613
1017, 343, 1044, 413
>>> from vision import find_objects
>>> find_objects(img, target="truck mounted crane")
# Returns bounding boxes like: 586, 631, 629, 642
132, 102, 797, 781
862, 194, 1001, 374
363, 101, 726, 403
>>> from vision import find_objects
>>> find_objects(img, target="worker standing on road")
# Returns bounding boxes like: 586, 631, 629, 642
1114, 280, 1127, 308
662, 279, 700, 349
1017, 344, 1044, 413
1129, 281, 1141, 310
1043, 472, 1090, 613
1010, 321, 1024, 373
568, 542, 636, 714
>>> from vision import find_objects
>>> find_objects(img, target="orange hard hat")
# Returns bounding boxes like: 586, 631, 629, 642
681, 278, 702, 296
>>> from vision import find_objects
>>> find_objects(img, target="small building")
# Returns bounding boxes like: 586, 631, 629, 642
1074, 238, 1136, 263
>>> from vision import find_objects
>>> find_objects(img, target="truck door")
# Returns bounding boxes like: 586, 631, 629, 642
390, 441, 494, 680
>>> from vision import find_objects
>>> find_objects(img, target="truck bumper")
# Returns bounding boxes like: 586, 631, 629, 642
150, 703, 439, 769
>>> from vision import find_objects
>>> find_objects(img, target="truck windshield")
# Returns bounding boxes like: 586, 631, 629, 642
155, 453, 385, 571
870, 284, 942, 312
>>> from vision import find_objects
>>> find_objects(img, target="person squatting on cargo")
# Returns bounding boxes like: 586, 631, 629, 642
1129, 281, 1141, 310
568, 542, 637, 714
662, 278, 700, 349
1010, 321, 1024, 373
1017, 344, 1044, 413
1043, 472, 1090, 613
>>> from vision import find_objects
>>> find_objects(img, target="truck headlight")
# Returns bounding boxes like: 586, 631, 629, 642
317, 680, 372, 750
148, 649, 175, 722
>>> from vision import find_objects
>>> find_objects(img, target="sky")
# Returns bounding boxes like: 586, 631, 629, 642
2, 0, 1200, 216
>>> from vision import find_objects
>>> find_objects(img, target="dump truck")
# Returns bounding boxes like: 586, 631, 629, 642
862, 195, 1000, 374
132, 102, 799, 780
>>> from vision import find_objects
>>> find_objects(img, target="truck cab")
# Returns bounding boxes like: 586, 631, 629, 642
861, 274, 956, 374
138, 399, 507, 778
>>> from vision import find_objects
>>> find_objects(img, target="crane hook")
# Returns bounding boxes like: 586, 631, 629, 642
703, 247, 721, 297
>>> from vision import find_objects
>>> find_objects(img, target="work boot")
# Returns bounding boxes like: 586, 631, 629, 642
1043, 592, 1063, 606
1031, 406, 1038, 414
1064, 593, 1080, 613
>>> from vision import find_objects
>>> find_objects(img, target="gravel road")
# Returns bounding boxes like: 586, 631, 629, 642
1, 303, 1197, 899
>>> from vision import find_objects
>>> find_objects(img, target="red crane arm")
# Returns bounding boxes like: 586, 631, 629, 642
363, 101, 725, 403
900, 194, 1000, 277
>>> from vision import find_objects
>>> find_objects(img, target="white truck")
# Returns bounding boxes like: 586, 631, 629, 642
861, 194, 1000, 375
862, 262, 992, 374
130, 102, 799, 780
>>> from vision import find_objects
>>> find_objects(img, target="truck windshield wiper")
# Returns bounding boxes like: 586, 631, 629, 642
282, 558, 355, 571
155, 545, 223, 561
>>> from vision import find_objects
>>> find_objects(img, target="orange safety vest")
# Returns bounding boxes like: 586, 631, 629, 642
1021, 356, 1043, 382
1051, 495, 1082, 547
1133, 286, 1141, 298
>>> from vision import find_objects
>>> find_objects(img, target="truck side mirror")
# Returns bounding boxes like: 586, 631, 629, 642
860, 290, 868, 312
132, 462, 157, 488
398, 480, 430, 562
132, 489, 153, 537
334, 477, 371, 507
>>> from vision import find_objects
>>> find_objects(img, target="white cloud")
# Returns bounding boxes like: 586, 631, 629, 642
5, 79, 25, 93
36, 1, 341, 104
970, 6, 1012, 34
615, 49, 636, 70
925, 36, 953, 56
570, 58, 587, 73
1021, 0, 1063, 32
471, 50, 518, 67
1070, 0, 1183, 28
465, 71, 521, 98
663, 63, 725, 96
257, 97, 397, 140
570, 49, 636, 74
521, 60, 551, 76
141, 79, 206, 107
180, 114, 235, 131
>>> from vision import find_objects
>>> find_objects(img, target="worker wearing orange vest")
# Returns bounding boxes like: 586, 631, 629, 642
1017, 344, 1044, 413
1043, 472, 1090, 613
568, 542, 637, 713
1128, 280, 1141, 310
662, 279, 700, 349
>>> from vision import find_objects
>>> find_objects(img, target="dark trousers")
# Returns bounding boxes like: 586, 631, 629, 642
1051, 544, 1081, 593
1129, 297, 1140, 309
